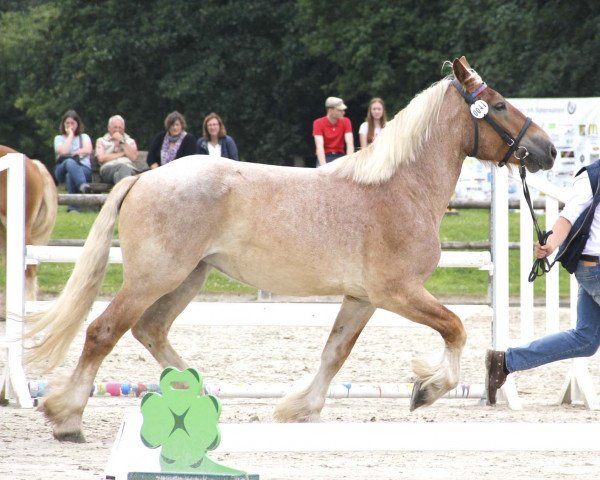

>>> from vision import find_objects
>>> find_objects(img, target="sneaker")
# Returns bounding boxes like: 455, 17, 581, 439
485, 349, 508, 406
79, 183, 91, 194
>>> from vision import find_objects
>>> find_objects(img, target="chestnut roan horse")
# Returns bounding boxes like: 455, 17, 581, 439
26, 57, 556, 441
0, 145, 58, 307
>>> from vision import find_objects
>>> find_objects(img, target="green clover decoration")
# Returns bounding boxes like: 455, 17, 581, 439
140, 367, 245, 475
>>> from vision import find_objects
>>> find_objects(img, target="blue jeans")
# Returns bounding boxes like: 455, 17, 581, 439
325, 152, 344, 163
505, 261, 600, 372
54, 158, 92, 211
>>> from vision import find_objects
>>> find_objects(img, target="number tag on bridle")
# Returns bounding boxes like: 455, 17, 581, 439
470, 100, 488, 119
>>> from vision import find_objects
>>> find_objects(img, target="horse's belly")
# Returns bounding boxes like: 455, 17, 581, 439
207, 253, 362, 297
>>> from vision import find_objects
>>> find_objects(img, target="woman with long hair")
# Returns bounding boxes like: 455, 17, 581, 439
53, 110, 93, 211
359, 97, 387, 149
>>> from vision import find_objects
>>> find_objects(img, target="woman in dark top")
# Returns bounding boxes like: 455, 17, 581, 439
196, 112, 239, 160
147, 111, 196, 169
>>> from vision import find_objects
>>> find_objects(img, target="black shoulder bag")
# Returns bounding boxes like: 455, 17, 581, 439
56, 135, 82, 164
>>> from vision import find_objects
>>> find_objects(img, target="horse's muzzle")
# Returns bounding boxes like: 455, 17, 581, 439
522, 138, 557, 173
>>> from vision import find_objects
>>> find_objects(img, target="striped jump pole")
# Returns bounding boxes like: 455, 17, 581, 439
28, 379, 485, 401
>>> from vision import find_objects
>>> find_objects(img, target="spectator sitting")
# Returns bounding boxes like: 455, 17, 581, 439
196, 112, 239, 160
95, 115, 139, 185
313, 96, 354, 166
53, 109, 93, 211
147, 111, 196, 169
359, 97, 387, 149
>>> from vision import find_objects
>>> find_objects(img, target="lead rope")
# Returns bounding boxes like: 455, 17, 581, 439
519, 163, 553, 281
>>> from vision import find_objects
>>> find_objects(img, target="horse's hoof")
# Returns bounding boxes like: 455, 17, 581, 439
409, 380, 429, 411
53, 429, 86, 443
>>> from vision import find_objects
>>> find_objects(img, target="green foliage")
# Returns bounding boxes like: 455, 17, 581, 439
0, 0, 330, 166
298, 0, 600, 122
1, 1, 597, 164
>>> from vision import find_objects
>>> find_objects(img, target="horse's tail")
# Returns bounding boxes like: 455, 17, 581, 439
29, 159, 58, 244
25, 175, 140, 372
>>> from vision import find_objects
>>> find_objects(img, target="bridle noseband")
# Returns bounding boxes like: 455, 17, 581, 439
451, 79, 532, 167
451, 78, 551, 281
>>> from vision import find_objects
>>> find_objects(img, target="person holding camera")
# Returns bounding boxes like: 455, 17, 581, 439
95, 114, 139, 185
54, 110, 93, 211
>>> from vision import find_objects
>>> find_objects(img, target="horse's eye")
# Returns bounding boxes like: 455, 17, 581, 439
493, 102, 506, 111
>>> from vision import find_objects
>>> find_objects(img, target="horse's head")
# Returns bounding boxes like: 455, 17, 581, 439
452, 56, 556, 173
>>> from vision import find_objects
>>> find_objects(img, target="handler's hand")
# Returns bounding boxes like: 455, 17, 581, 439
534, 242, 555, 259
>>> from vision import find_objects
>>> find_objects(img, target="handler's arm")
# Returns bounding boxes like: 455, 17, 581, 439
534, 216, 572, 259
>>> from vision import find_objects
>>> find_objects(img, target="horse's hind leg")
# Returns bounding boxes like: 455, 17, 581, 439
379, 287, 467, 411
131, 262, 210, 369
24, 264, 38, 301
40, 290, 155, 441
274, 295, 375, 422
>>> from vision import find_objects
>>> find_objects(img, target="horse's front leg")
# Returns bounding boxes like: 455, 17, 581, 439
274, 295, 375, 422
378, 287, 467, 411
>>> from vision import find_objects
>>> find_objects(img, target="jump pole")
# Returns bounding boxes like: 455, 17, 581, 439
27, 379, 486, 400
0, 153, 32, 408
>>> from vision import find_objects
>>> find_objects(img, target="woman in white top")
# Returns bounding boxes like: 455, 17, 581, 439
195, 112, 239, 160
358, 97, 387, 149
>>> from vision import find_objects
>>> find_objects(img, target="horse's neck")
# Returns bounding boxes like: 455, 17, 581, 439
390, 127, 465, 221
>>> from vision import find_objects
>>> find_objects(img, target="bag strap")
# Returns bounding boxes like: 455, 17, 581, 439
589, 170, 600, 210
551, 164, 600, 268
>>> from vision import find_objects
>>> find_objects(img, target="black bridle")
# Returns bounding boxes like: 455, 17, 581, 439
451, 79, 551, 281
451, 79, 533, 166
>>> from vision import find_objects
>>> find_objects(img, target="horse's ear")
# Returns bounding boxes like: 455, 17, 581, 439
453, 56, 480, 91
452, 57, 470, 84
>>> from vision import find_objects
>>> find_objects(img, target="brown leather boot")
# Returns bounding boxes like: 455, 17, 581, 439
485, 349, 508, 406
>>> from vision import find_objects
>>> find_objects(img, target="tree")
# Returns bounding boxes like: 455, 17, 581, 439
0, 0, 332, 165
0, 0, 598, 164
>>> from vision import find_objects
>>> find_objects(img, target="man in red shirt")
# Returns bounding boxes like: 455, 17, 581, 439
312, 96, 354, 166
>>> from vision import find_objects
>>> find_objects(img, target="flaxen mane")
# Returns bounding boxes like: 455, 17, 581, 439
324, 80, 449, 184
326, 68, 482, 185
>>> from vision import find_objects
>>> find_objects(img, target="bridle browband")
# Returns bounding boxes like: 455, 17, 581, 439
451, 78, 551, 281
451, 79, 532, 167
